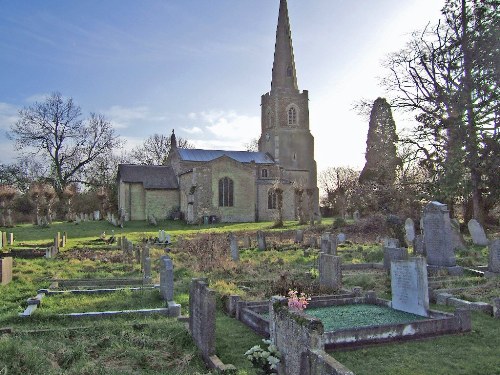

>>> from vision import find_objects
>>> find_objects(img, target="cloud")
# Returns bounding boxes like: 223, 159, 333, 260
200, 110, 260, 141
103, 105, 168, 130
181, 126, 203, 135
0, 102, 19, 131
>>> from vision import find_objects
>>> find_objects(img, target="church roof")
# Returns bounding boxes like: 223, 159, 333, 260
178, 149, 275, 164
117, 164, 179, 189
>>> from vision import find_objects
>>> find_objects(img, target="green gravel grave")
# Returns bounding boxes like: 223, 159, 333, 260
305, 304, 427, 331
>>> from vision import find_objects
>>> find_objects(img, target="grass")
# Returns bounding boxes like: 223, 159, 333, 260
330, 311, 500, 375
1, 218, 500, 375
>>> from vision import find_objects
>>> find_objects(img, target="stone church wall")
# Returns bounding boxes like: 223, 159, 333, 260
145, 189, 179, 220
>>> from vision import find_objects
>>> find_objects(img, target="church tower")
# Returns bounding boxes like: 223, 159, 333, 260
259, 0, 318, 204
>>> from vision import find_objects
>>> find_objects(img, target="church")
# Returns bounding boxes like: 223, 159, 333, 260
117, 0, 318, 223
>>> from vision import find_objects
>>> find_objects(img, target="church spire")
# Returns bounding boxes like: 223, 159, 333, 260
271, 0, 298, 92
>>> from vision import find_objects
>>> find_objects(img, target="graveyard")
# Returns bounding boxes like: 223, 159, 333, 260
0, 213, 499, 375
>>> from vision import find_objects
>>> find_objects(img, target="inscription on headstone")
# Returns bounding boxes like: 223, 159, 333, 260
391, 257, 429, 316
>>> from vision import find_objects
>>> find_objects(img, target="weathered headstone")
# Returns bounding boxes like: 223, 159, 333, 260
158, 230, 165, 243
94, 210, 100, 221
353, 210, 360, 222
143, 257, 152, 284
160, 256, 174, 301
404, 218, 415, 245
391, 257, 429, 316
0, 257, 13, 285
1, 232, 7, 249
141, 246, 150, 270
295, 230, 304, 244
53, 233, 60, 254
189, 279, 216, 363
229, 233, 239, 261
134, 246, 141, 264
383, 247, 408, 272
468, 219, 489, 246
319, 253, 342, 290
257, 231, 266, 251
450, 219, 466, 251
242, 235, 251, 248
8, 233, 14, 245
0, 232, 3, 249
383, 237, 400, 248
488, 239, 500, 274
320, 232, 331, 252
337, 232, 346, 244
327, 234, 337, 255
422, 201, 459, 272
308, 236, 317, 248
414, 234, 425, 256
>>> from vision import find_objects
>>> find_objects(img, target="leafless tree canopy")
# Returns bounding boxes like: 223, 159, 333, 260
128, 133, 193, 165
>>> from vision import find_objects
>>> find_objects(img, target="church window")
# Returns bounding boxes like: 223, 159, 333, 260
268, 189, 277, 209
219, 177, 234, 207
262, 169, 268, 178
288, 107, 297, 125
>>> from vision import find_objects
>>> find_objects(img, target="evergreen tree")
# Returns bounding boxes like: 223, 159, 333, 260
359, 98, 400, 185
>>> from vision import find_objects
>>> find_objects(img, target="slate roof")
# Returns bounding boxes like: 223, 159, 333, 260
117, 164, 178, 189
178, 149, 275, 164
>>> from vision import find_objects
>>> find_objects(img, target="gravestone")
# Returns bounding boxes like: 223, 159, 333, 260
141, 246, 150, 270
318, 254, 342, 290
383, 237, 400, 248
0, 257, 13, 285
422, 201, 460, 273
353, 210, 360, 222
468, 219, 489, 246
94, 210, 100, 221
257, 231, 266, 251
242, 236, 251, 248
450, 219, 466, 251
391, 257, 429, 316
143, 257, 152, 284
295, 230, 304, 244
134, 246, 141, 264
158, 230, 165, 243
160, 256, 174, 301
0, 232, 3, 249
8, 233, 14, 245
404, 218, 415, 245
488, 239, 500, 274
53, 233, 60, 254
2, 232, 7, 249
320, 232, 331, 252
189, 279, 216, 363
414, 234, 425, 255
383, 247, 409, 272
229, 233, 239, 261
337, 233, 346, 244
327, 234, 337, 255
308, 236, 317, 248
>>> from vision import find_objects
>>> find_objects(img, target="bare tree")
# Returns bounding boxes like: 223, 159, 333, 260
319, 167, 360, 218
128, 133, 192, 165
10, 92, 121, 198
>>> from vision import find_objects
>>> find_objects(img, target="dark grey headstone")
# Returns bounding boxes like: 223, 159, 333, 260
422, 201, 456, 267
488, 239, 500, 273
383, 247, 408, 271
404, 218, 415, 244
229, 233, 239, 261
257, 231, 266, 251
319, 254, 342, 290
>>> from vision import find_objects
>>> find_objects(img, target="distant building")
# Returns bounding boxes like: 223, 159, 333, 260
117, 0, 318, 223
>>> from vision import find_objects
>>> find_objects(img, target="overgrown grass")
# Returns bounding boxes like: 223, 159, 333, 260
1, 219, 500, 375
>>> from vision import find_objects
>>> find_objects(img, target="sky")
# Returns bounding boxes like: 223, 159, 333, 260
0, 0, 444, 173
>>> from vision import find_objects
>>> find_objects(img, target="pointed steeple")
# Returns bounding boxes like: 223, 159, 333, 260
271, 0, 298, 93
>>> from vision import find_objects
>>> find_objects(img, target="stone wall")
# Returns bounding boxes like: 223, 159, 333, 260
144, 189, 179, 220
270, 297, 354, 375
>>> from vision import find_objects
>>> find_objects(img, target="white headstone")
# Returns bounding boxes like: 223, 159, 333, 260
391, 257, 429, 316
468, 219, 489, 246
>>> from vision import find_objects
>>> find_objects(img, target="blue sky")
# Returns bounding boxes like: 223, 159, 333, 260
0, 0, 443, 172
